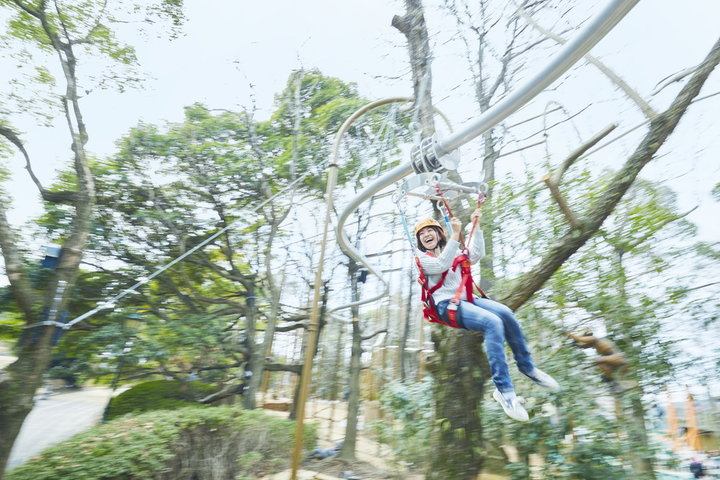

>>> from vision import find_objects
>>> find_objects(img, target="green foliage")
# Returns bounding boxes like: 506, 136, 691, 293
371, 378, 434, 467
104, 380, 216, 420
6, 406, 315, 480
562, 436, 628, 479
38, 70, 378, 388
481, 166, 711, 476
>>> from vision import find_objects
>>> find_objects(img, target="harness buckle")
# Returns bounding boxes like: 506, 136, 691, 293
447, 301, 458, 311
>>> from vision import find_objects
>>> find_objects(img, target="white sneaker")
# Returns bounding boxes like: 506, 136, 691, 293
523, 368, 560, 390
493, 389, 529, 422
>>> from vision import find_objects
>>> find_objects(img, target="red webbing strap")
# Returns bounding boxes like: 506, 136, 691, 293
414, 256, 458, 328
433, 184, 454, 218
460, 190, 490, 301
465, 190, 487, 247
446, 253, 472, 325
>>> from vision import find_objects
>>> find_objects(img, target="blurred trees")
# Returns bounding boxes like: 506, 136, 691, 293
43, 71, 370, 399
0, 0, 183, 474
476, 170, 711, 479
0, 1, 718, 478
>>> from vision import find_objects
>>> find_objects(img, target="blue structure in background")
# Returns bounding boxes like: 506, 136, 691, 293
40, 245, 62, 269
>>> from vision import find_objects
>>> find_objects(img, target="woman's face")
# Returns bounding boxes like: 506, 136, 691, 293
418, 226, 441, 251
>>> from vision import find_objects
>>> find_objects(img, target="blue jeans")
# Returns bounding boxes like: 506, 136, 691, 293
437, 296, 535, 393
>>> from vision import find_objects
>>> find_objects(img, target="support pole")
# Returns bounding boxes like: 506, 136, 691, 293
289, 97, 420, 479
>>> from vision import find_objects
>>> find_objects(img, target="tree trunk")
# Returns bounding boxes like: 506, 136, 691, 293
0, 328, 54, 473
627, 390, 655, 479
328, 321, 345, 401
338, 313, 363, 460
429, 328, 490, 478
339, 260, 364, 460
289, 283, 329, 420
394, 1, 497, 476
0, 6, 97, 471
608, 247, 655, 478
242, 282, 258, 409
392, 0, 435, 139
399, 269, 414, 381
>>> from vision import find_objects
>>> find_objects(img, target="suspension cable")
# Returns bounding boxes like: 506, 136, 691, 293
27, 172, 316, 331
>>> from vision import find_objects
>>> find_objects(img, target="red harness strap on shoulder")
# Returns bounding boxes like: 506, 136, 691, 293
415, 252, 488, 329
415, 256, 458, 328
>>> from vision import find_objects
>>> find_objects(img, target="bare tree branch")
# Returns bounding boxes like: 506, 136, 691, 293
362, 328, 388, 342
540, 174, 579, 228
0, 126, 77, 203
516, 3, 657, 119
652, 65, 701, 96
502, 35, 720, 310
276, 322, 307, 333
550, 123, 617, 185
539, 124, 618, 228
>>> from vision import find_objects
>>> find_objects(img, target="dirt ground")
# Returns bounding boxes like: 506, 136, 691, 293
261, 397, 509, 480
302, 457, 407, 479
289, 458, 507, 480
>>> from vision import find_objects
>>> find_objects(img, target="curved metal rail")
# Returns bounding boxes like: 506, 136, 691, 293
335, 0, 639, 287
329, 100, 454, 314
434, 0, 640, 157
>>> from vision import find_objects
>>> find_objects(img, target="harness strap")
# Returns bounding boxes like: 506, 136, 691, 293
446, 253, 476, 326
416, 251, 490, 329
415, 256, 457, 327
465, 190, 487, 247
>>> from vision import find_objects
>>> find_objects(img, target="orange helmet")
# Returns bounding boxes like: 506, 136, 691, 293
414, 218, 443, 236
414, 218, 447, 251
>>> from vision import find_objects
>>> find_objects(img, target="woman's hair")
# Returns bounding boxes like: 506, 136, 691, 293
416, 226, 447, 252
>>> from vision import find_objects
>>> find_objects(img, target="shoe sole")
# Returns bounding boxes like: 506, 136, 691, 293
523, 372, 560, 391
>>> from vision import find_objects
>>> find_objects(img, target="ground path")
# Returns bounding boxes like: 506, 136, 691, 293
6, 387, 111, 471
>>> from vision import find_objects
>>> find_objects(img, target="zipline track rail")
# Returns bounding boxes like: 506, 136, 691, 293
333, 0, 640, 304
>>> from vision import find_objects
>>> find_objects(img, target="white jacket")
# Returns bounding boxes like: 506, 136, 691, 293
417, 230, 485, 303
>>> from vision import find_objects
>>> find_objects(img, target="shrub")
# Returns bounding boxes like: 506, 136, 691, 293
370, 378, 434, 468
105, 379, 217, 420
6, 406, 316, 480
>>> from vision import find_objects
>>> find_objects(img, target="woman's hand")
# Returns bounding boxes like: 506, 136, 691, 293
450, 217, 462, 240
470, 208, 483, 223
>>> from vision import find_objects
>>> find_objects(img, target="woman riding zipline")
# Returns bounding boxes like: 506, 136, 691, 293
414, 210, 559, 421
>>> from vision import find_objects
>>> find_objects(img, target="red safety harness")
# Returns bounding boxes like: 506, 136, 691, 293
416, 250, 487, 328
415, 187, 488, 329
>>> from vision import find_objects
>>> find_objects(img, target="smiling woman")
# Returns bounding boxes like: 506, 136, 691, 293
413, 211, 560, 422
415, 218, 446, 253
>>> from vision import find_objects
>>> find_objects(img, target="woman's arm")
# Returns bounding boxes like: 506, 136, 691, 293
468, 208, 486, 263
468, 230, 486, 264
418, 238, 460, 274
